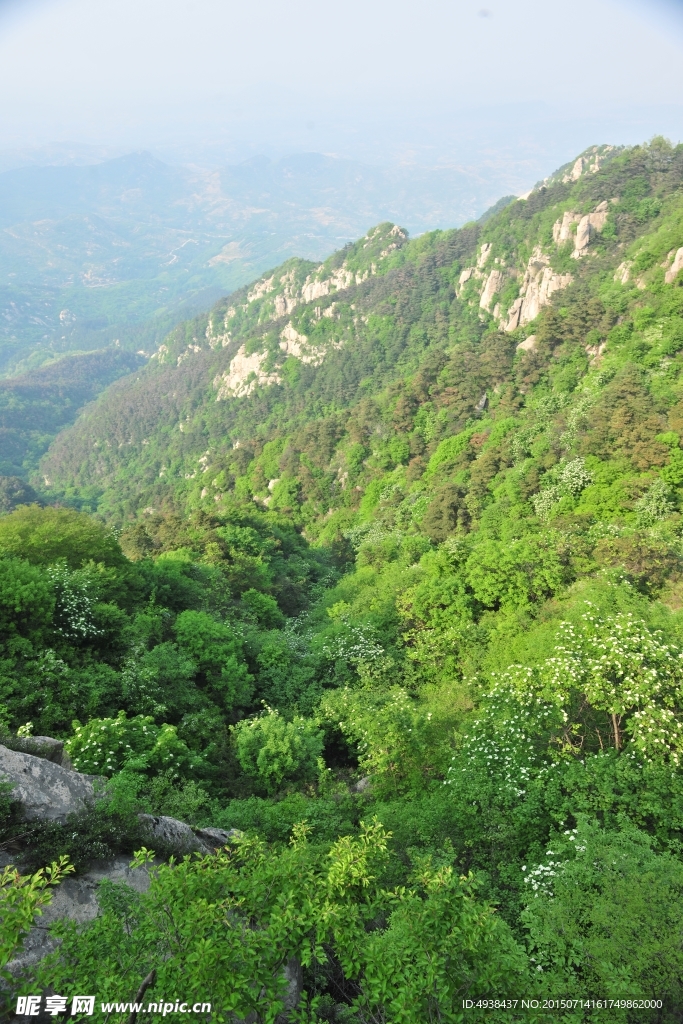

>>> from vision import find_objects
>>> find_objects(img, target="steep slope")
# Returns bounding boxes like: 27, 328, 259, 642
41, 140, 683, 539
7, 139, 683, 1016
0, 347, 145, 479
0, 151, 521, 376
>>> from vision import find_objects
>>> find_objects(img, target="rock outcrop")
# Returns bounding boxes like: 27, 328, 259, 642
504, 249, 572, 331
213, 346, 282, 399
1, 740, 242, 981
2, 853, 155, 978
279, 323, 326, 366
479, 269, 505, 312
614, 261, 632, 285
0, 743, 96, 823
553, 211, 582, 245
516, 334, 537, 352
137, 815, 240, 856
665, 247, 683, 284
571, 201, 610, 258
477, 242, 492, 268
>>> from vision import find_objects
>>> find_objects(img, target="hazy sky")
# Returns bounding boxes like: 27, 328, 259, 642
0, 0, 682, 173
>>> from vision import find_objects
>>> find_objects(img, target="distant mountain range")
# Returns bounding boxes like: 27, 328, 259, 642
0, 150, 520, 376
36, 140, 683, 531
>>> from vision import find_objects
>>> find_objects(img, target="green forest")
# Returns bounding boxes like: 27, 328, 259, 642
3, 138, 683, 1021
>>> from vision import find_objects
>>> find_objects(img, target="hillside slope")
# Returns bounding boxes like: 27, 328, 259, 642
0, 347, 145, 479
6, 138, 683, 1017
0, 150, 521, 376
42, 139, 683, 542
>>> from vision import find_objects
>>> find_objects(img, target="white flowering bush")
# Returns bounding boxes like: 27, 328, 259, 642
558, 457, 592, 496
450, 610, 683, 799
635, 477, 675, 526
532, 458, 592, 520
445, 666, 563, 801
46, 561, 102, 640
321, 622, 385, 670
539, 609, 683, 762
521, 818, 683, 1000
65, 711, 200, 778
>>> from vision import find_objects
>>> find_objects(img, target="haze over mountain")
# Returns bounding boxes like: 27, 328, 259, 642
0, 149, 525, 378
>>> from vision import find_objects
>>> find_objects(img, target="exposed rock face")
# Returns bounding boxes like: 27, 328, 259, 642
3, 855, 155, 978
302, 266, 354, 303
11, 736, 70, 767
138, 814, 218, 856
516, 334, 537, 352
479, 269, 505, 311
567, 156, 586, 182
553, 211, 582, 245
614, 261, 632, 284
477, 242, 492, 268
137, 816, 241, 856
571, 201, 610, 258
665, 247, 683, 284
279, 323, 326, 366
585, 340, 607, 363
0, 744, 95, 823
214, 345, 282, 400
560, 146, 613, 183
194, 825, 242, 849
247, 276, 276, 303
504, 249, 572, 331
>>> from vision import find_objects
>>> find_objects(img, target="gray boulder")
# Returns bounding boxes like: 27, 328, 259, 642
195, 825, 242, 849
0, 743, 95, 822
16, 735, 69, 766
138, 816, 242, 856
138, 814, 216, 856
3, 854, 155, 978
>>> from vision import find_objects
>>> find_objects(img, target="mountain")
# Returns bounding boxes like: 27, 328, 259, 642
0, 150, 526, 377
5, 137, 683, 1015
0, 347, 145, 478
40, 139, 683, 534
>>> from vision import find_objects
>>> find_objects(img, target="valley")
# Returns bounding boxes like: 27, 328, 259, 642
3, 137, 683, 1021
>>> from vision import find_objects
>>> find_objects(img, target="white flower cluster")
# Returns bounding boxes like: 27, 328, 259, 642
322, 624, 385, 667
635, 478, 675, 526
522, 853, 564, 897
532, 458, 592, 520
46, 563, 102, 639
446, 666, 561, 798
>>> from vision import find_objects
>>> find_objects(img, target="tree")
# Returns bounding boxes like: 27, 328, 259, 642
522, 819, 683, 1016
35, 823, 529, 1023
0, 555, 54, 642
0, 506, 125, 569
174, 610, 253, 713
232, 707, 323, 794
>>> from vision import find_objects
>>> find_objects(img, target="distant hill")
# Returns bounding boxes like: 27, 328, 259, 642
40, 139, 683, 535
0, 347, 145, 478
0, 151, 527, 376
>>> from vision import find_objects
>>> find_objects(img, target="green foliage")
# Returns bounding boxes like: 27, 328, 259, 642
0, 857, 72, 990
65, 712, 202, 779
522, 819, 683, 1016
0, 555, 54, 642
232, 707, 323, 794
0, 505, 125, 568
35, 822, 529, 1024
7, 140, 683, 1011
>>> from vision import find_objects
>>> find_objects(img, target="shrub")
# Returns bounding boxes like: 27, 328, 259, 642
65, 712, 202, 779
232, 708, 323, 794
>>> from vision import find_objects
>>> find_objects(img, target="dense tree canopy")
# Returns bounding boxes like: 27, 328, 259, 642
4, 141, 683, 1022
